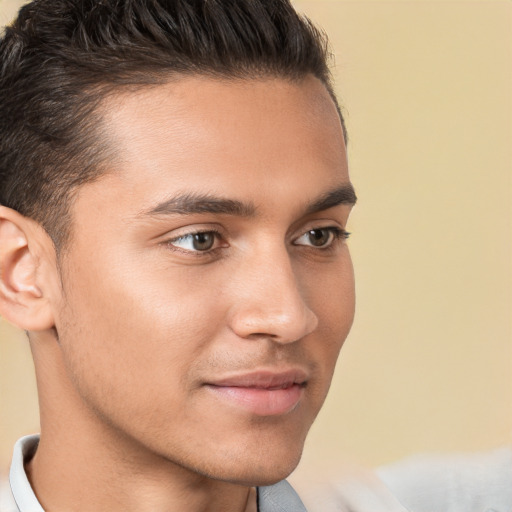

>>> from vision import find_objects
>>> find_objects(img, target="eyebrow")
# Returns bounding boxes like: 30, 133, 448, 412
304, 184, 357, 215
142, 183, 356, 218
143, 193, 256, 217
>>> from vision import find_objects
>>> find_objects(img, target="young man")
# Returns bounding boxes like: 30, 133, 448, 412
0, 1, 357, 510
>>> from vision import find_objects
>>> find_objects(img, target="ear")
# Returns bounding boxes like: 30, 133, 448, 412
0, 206, 56, 331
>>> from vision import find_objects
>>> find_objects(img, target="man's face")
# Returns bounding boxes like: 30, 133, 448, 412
53, 76, 355, 484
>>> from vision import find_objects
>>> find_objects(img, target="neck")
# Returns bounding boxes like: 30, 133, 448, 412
27, 425, 256, 512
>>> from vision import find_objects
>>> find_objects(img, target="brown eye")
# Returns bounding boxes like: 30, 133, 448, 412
307, 229, 332, 247
192, 232, 215, 251
294, 227, 348, 249
168, 231, 220, 252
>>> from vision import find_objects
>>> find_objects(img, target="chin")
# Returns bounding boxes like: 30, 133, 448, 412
202, 440, 305, 487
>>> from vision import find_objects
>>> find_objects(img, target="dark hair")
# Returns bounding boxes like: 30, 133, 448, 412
0, 0, 345, 250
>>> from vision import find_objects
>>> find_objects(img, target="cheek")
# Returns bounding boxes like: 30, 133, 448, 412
55, 254, 226, 412
305, 251, 355, 367
307, 249, 355, 328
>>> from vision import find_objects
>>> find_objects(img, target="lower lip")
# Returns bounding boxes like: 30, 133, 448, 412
205, 384, 304, 416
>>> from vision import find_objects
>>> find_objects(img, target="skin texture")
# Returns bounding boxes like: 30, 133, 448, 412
0, 75, 355, 512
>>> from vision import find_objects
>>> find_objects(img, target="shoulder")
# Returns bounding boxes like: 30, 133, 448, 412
377, 446, 512, 512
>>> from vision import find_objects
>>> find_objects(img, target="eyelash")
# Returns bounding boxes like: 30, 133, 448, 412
165, 226, 350, 256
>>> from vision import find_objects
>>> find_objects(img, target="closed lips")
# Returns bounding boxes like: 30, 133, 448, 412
204, 369, 308, 416
206, 368, 309, 389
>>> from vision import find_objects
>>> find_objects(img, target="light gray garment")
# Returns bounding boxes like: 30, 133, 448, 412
258, 480, 307, 512
377, 447, 512, 512
6, 435, 307, 512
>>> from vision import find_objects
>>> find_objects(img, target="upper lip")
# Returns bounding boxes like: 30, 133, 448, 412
206, 368, 309, 389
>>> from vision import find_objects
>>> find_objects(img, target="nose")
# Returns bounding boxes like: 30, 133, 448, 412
228, 248, 319, 344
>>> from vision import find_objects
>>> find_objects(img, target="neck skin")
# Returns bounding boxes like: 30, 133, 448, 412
26, 333, 257, 512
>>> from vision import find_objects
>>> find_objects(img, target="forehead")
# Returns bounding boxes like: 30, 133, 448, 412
81, 75, 349, 218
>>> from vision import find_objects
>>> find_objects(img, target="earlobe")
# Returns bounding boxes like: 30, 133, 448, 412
0, 206, 55, 331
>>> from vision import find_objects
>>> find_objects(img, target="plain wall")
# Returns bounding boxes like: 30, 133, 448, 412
1, 0, 511, 479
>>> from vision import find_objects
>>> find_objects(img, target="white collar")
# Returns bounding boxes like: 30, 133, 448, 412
9, 435, 44, 512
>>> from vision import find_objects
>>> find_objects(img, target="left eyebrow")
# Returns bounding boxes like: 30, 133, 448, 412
304, 183, 357, 215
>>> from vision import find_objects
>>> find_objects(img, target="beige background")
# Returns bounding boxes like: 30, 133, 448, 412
1, 0, 511, 481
